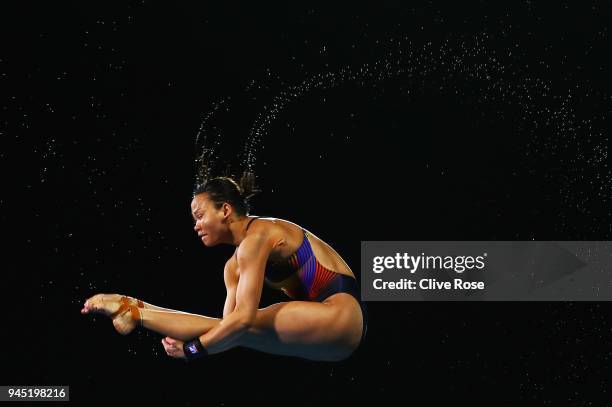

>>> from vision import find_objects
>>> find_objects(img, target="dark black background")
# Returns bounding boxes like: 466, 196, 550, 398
2, 1, 611, 406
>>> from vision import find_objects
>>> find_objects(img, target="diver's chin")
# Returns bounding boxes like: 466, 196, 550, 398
201, 234, 217, 247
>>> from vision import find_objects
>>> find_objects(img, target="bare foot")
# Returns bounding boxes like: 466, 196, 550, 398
81, 293, 140, 335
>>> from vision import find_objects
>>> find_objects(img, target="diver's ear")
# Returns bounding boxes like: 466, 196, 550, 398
221, 202, 233, 220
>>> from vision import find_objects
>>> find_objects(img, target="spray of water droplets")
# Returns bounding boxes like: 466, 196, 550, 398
193, 97, 232, 188
241, 57, 408, 171
194, 31, 610, 234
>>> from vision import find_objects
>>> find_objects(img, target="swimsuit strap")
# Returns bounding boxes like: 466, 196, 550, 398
245, 216, 260, 232
233, 217, 261, 260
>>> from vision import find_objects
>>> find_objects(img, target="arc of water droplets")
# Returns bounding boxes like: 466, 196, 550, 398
241, 54, 411, 172
238, 32, 609, 234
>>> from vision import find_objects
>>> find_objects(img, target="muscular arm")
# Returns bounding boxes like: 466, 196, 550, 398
222, 261, 237, 318
196, 233, 271, 354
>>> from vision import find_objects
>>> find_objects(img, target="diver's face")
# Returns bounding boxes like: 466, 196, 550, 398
191, 193, 227, 246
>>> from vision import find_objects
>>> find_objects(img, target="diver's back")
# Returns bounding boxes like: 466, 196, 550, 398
249, 217, 355, 279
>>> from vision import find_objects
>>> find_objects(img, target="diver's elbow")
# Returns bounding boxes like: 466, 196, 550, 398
233, 310, 255, 330
239, 316, 254, 330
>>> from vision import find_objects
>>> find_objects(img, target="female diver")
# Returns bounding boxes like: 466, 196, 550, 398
81, 174, 367, 362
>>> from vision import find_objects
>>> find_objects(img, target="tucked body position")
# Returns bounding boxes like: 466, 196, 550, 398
82, 174, 368, 362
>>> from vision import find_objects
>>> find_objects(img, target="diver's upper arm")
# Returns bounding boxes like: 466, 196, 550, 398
223, 259, 238, 318
233, 234, 272, 325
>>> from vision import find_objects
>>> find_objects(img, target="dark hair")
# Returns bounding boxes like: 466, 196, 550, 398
193, 172, 259, 216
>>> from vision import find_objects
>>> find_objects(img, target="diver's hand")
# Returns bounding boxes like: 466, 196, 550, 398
162, 337, 186, 359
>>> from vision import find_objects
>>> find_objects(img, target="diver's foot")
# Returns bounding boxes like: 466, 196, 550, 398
81, 294, 142, 315
81, 293, 141, 335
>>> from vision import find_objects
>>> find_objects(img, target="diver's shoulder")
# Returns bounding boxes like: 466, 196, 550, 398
246, 216, 306, 242
248, 216, 302, 230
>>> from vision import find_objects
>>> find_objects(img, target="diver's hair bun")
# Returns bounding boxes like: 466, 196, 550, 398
239, 171, 260, 201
